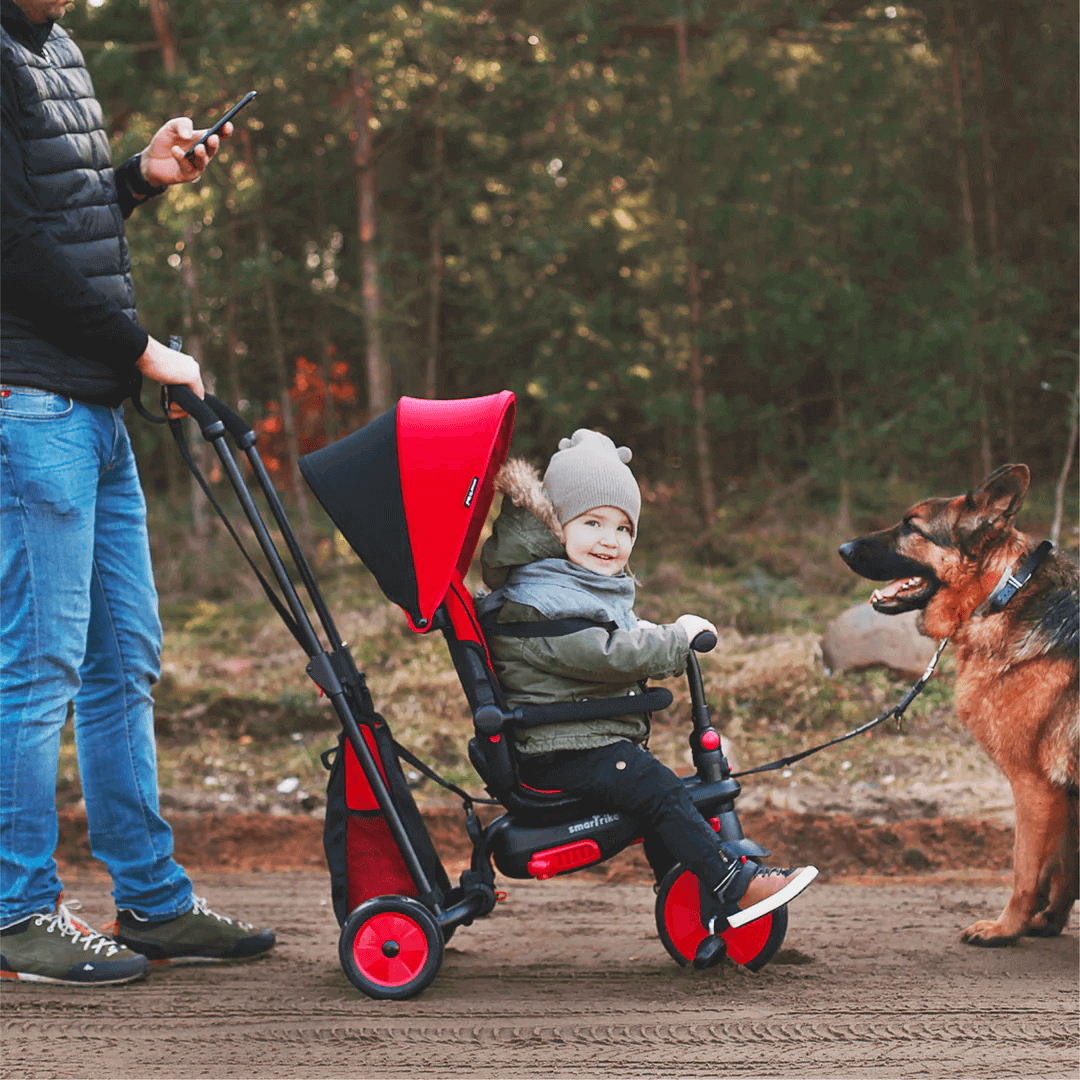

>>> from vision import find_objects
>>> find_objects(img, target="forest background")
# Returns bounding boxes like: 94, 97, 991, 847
63, 0, 1077, 559
41, 0, 1079, 835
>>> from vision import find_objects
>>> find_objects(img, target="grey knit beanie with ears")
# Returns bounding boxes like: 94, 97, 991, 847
542, 429, 641, 533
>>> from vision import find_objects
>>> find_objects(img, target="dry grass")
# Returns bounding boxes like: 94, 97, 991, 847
57, 481, 1052, 825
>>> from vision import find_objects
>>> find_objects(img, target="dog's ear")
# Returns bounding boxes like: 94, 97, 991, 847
957, 464, 1030, 551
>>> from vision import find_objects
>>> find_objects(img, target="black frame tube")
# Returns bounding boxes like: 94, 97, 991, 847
193, 425, 434, 902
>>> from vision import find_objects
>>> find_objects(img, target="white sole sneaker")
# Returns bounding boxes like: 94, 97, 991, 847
727, 865, 819, 928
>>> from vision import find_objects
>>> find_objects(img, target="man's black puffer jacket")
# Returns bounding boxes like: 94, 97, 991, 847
1, 0, 152, 406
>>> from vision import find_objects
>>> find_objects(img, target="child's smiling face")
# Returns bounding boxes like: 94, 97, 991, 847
562, 506, 635, 577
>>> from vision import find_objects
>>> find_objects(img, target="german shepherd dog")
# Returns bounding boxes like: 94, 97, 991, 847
839, 464, 1078, 946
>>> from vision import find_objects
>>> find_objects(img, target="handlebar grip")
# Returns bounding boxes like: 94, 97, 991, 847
167, 384, 224, 439
691, 630, 717, 653
474, 705, 507, 737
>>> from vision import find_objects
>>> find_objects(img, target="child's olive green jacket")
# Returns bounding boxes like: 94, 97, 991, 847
477, 460, 690, 756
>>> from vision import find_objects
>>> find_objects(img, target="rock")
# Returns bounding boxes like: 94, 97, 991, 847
901, 847, 931, 870
821, 605, 938, 679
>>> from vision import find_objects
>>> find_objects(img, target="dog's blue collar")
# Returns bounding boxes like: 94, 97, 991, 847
983, 540, 1053, 615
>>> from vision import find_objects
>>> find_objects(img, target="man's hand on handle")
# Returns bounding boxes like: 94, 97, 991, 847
136, 337, 204, 419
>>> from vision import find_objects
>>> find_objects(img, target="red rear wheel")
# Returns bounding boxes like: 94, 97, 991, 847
655, 864, 788, 972
339, 896, 444, 1000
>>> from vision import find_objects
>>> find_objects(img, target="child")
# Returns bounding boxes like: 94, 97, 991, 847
476, 429, 817, 965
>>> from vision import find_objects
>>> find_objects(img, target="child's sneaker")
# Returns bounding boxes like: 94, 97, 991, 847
725, 864, 818, 929
694, 863, 818, 969
1, 900, 150, 986
109, 895, 275, 966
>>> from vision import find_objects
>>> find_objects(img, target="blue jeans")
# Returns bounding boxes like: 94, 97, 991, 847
0, 389, 191, 924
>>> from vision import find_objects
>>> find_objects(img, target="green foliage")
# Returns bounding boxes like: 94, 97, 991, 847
61, 0, 1077, 509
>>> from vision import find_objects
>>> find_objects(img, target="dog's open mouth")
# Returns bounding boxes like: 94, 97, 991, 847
869, 575, 938, 614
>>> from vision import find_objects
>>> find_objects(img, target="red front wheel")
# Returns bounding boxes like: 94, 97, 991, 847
655, 864, 788, 973
339, 896, 444, 1000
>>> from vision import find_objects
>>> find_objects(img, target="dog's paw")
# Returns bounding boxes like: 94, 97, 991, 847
1024, 910, 1066, 937
960, 919, 1020, 947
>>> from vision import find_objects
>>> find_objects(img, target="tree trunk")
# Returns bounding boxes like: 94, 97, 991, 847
830, 351, 853, 536
352, 67, 389, 416
146, 0, 181, 509
426, 86, 444, 400
180, 221, 211, 538
223, 211, 243, 409
968, 26, 1012, 460
674, 14, 715, 521
945, 0, 992, 481
240, 131, 314, 545
1051, 371, 1079, 549
313, 147, 338, 445
147, 0, 178, 76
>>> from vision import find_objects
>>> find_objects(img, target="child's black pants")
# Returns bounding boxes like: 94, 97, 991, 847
516, 740, 728, 892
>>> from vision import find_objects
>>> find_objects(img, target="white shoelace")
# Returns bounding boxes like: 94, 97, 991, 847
33, 901, 122, 957
190, 895, 253, 930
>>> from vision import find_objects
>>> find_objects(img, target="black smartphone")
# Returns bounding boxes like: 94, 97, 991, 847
184, 91, 257, 162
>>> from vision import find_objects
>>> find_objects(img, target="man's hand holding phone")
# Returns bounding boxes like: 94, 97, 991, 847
138, 93, 255, 188
139, 116, 232, 188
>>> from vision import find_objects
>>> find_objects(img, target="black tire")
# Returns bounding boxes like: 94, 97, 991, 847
339, 896, 445, 1000
655, 863, 788, 973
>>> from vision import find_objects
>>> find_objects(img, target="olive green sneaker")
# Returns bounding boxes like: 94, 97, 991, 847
1, 901, 150, 986
109, 895, 275, 966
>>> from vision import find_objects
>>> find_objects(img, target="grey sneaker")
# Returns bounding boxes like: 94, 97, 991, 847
109, 894, 275, 965
722, 864, 819, 929
1, 900, 150, 986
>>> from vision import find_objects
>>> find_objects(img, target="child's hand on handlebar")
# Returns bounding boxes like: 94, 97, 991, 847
675, 614, 717, 644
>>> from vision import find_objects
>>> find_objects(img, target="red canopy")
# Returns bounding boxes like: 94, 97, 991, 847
395, 393, 515, 629
300, 392, 515, 632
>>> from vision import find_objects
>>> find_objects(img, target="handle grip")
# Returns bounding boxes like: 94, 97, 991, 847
165, 337, 251, 444
167, 384, 224, 439
691, 630, 717, 653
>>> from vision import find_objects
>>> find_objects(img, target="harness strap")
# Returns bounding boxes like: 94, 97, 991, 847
479, 606, 615, 638
391, 740, 500, 806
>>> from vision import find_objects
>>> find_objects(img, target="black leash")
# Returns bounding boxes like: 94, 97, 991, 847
730, 637, 949, 778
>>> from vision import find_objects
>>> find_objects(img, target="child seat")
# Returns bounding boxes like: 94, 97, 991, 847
434, 570, 673, 820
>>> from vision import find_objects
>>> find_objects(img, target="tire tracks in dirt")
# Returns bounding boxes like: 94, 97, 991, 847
2, 871, 1076, 1079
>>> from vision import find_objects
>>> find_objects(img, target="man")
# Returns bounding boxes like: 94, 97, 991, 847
0, 0, 274, 985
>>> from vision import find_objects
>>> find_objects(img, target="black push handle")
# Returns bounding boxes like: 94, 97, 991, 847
203, 393, 256, 447
691, 630, 717, 653
165, 386, 254, 448
167, 383, 224, 439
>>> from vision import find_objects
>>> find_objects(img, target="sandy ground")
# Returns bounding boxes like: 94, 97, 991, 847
2, 865, 1076, 1080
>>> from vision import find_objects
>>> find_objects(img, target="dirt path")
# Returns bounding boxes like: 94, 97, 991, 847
2, 868, 1076, 1080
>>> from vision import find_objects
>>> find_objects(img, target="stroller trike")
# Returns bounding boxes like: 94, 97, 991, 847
171, 387, 795, 1000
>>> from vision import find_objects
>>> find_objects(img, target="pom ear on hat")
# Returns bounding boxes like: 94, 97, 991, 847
559, 429, 632, 462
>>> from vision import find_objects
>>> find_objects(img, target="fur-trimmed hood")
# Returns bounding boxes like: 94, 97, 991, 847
480, 458, 566, 591
493, 458, 563, 541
